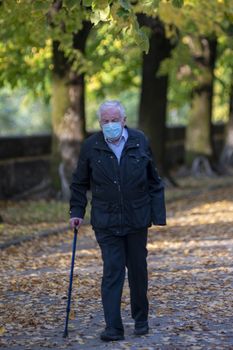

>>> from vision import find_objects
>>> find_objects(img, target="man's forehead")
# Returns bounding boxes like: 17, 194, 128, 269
101, 107, 121, 118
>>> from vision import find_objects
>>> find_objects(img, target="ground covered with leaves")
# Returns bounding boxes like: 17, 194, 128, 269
0, 177, 233, 349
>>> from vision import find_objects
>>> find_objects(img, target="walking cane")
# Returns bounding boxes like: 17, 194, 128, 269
63, 221, 79, 338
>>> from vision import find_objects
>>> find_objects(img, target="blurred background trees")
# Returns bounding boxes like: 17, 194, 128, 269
0, 0, 232, 198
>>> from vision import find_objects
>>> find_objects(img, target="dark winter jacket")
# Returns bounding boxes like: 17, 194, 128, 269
70, 126, 166, 235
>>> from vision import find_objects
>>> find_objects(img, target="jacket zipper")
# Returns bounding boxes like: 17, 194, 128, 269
112, 153, 122, 235
118, 156, 124, 235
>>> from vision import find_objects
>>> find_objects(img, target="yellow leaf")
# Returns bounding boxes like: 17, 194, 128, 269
70, 309, 76, 320
0, 326, 6, 336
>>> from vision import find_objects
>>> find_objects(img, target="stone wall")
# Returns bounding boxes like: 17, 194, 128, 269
0, 134, 51, 199
165, 124, 225, 167
0, 125, 225, 199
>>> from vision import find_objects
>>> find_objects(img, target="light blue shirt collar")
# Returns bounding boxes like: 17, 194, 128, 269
104, 127, 128, 163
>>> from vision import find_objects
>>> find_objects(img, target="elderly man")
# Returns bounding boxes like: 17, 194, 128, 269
69, 100, 166, 341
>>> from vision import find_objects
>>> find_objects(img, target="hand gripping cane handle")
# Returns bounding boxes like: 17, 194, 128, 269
63, 221, 79, 338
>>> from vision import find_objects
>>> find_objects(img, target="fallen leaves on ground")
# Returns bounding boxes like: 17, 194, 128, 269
0, 181, 233, 349
0, 199, 91, 246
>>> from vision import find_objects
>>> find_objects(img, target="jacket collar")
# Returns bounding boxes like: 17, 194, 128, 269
93, 126, 141, 152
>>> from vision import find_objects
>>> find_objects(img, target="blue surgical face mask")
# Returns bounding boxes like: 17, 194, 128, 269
102, 122, 123, 141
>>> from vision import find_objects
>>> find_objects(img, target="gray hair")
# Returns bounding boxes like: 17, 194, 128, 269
97, 100, 126, 120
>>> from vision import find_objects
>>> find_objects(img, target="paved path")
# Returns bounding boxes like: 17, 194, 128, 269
0, 186, 233, 349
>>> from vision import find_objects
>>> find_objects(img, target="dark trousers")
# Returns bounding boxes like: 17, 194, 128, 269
95, 229, 148, 333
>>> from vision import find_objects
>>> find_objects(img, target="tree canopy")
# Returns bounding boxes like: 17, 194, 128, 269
0, 0, 183, 95
0, 0, 232, 127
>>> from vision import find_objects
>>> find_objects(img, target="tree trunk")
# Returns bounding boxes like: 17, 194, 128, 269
185, 37, 217, 174
220, 81, 233, 167
51, 22, 92, 199
137, 15, 175, 177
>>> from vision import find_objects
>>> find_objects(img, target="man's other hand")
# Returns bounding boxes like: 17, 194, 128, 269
69, 217, 83, 229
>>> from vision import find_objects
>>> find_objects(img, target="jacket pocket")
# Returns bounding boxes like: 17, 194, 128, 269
128, 153, 149, 168
132, 195, 151, 208
125, 195, 152, 228
90, 200, 109, 229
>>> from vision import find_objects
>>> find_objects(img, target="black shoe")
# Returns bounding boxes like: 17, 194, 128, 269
134, 325, 149, 336
100, 329, 124, 342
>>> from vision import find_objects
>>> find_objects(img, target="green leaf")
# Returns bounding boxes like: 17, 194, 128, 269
82, 0, 92, 6
133, 28, 149, 53
119, 0, 131, 11
116, 7, 130, 18
171, 0, 183, 8
90, 5, 110, 25
92, 0, 109, 9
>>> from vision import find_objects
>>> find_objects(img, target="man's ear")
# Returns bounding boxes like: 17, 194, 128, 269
123, 117, 127, 126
